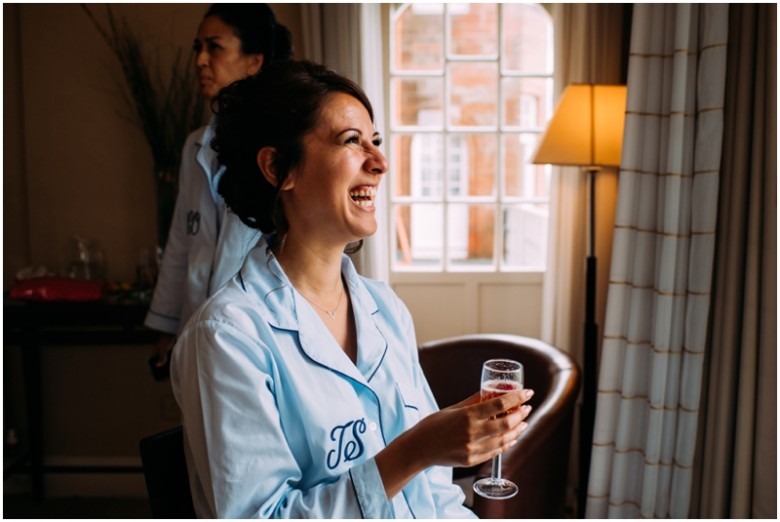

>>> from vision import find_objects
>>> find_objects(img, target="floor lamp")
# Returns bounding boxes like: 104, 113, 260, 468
531, 83, 627, 517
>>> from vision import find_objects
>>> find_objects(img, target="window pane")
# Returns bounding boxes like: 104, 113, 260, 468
393, 4, 444, 71
502, 77, 553, 129
448, 134, 497, 197
392, 77, 444, 128
447, 4, 498, 57
447, 204, 494, 268
392, 134, 445, 198
393, 133, 444, 199
502, 3, 553, 74
394, 203, 443, 268
391, 135, 412, 197
503, 204, 548, 269
502, 134, 549, 198
448, 62, 498, 128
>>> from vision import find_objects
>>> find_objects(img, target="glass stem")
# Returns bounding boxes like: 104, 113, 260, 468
492, 453, 502, 481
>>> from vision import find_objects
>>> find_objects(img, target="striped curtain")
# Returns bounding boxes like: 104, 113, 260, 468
694, 4, 777, 517
586, 4, 728, 518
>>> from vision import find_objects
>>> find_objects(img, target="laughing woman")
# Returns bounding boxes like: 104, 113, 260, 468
170, 60, 534, 519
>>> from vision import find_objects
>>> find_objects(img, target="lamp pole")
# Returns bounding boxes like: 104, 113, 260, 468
579, 166, 599, 517
530, 83, 626, 517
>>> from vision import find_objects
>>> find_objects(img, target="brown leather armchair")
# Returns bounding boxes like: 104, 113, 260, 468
418, 333, 581, 519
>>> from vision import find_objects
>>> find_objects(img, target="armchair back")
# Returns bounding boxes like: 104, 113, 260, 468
418, 333, 581, 518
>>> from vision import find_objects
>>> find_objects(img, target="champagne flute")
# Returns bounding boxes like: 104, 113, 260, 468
473, 358, 524, 500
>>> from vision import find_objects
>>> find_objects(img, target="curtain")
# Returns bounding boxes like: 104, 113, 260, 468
587, 5, 728, 518
543, 3, 626, 359
691, 4, 777, 518
544, 3, 628, 513
299, 4, 389, 282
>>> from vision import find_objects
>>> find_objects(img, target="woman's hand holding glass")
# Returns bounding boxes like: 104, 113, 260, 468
376, 386, 532, 500
407, 384, 532, 469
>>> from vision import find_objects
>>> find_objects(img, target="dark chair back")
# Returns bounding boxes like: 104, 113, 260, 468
139, 425, 196, 519
418, 333, 581, 519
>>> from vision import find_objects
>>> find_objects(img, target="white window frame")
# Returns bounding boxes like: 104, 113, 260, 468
387, 3, 553, 278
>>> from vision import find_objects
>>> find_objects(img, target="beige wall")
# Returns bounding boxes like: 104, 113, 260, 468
392, 273, 544, 344
4, 5, 30, 289
3, 3, 303, 289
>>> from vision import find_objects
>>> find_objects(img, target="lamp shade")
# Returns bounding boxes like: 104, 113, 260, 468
532, 84, 627, 168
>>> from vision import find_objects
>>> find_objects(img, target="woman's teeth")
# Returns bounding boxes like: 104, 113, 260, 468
349, 188, 376, 207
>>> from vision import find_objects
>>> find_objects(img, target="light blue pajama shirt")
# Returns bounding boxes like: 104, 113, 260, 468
145, 121, 260, 335
171, 236, 476, 518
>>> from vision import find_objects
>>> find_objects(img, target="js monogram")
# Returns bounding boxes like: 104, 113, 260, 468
326, 418, 366, 470
186, 211, 201, 235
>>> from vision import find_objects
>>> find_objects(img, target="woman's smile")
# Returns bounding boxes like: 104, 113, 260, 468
348, 185, 378, 209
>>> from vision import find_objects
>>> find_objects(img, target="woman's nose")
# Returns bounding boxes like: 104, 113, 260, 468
366, 146, 388, 175
195, 48, 208, 68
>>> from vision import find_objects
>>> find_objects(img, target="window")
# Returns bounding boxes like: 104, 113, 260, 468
389, 3, 554, 272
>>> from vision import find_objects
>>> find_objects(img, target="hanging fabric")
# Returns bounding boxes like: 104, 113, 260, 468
587, 4, 728, 518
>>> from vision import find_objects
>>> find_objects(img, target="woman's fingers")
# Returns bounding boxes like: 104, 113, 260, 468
154, 334, 175, 367
479, 388, 534, 419
449, 388, 533, 417
420, 388, 536, 468
468, 392, 534, 447
463, 420, 531, 465
452, 389, 534, 444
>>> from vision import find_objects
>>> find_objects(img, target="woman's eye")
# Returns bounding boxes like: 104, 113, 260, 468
345, 135, 360, 145
193, 41, 202, 53
372, 137, 383, 147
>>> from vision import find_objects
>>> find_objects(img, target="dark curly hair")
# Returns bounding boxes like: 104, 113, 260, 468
204, 4, 292, 64
213, 60, 374, 246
